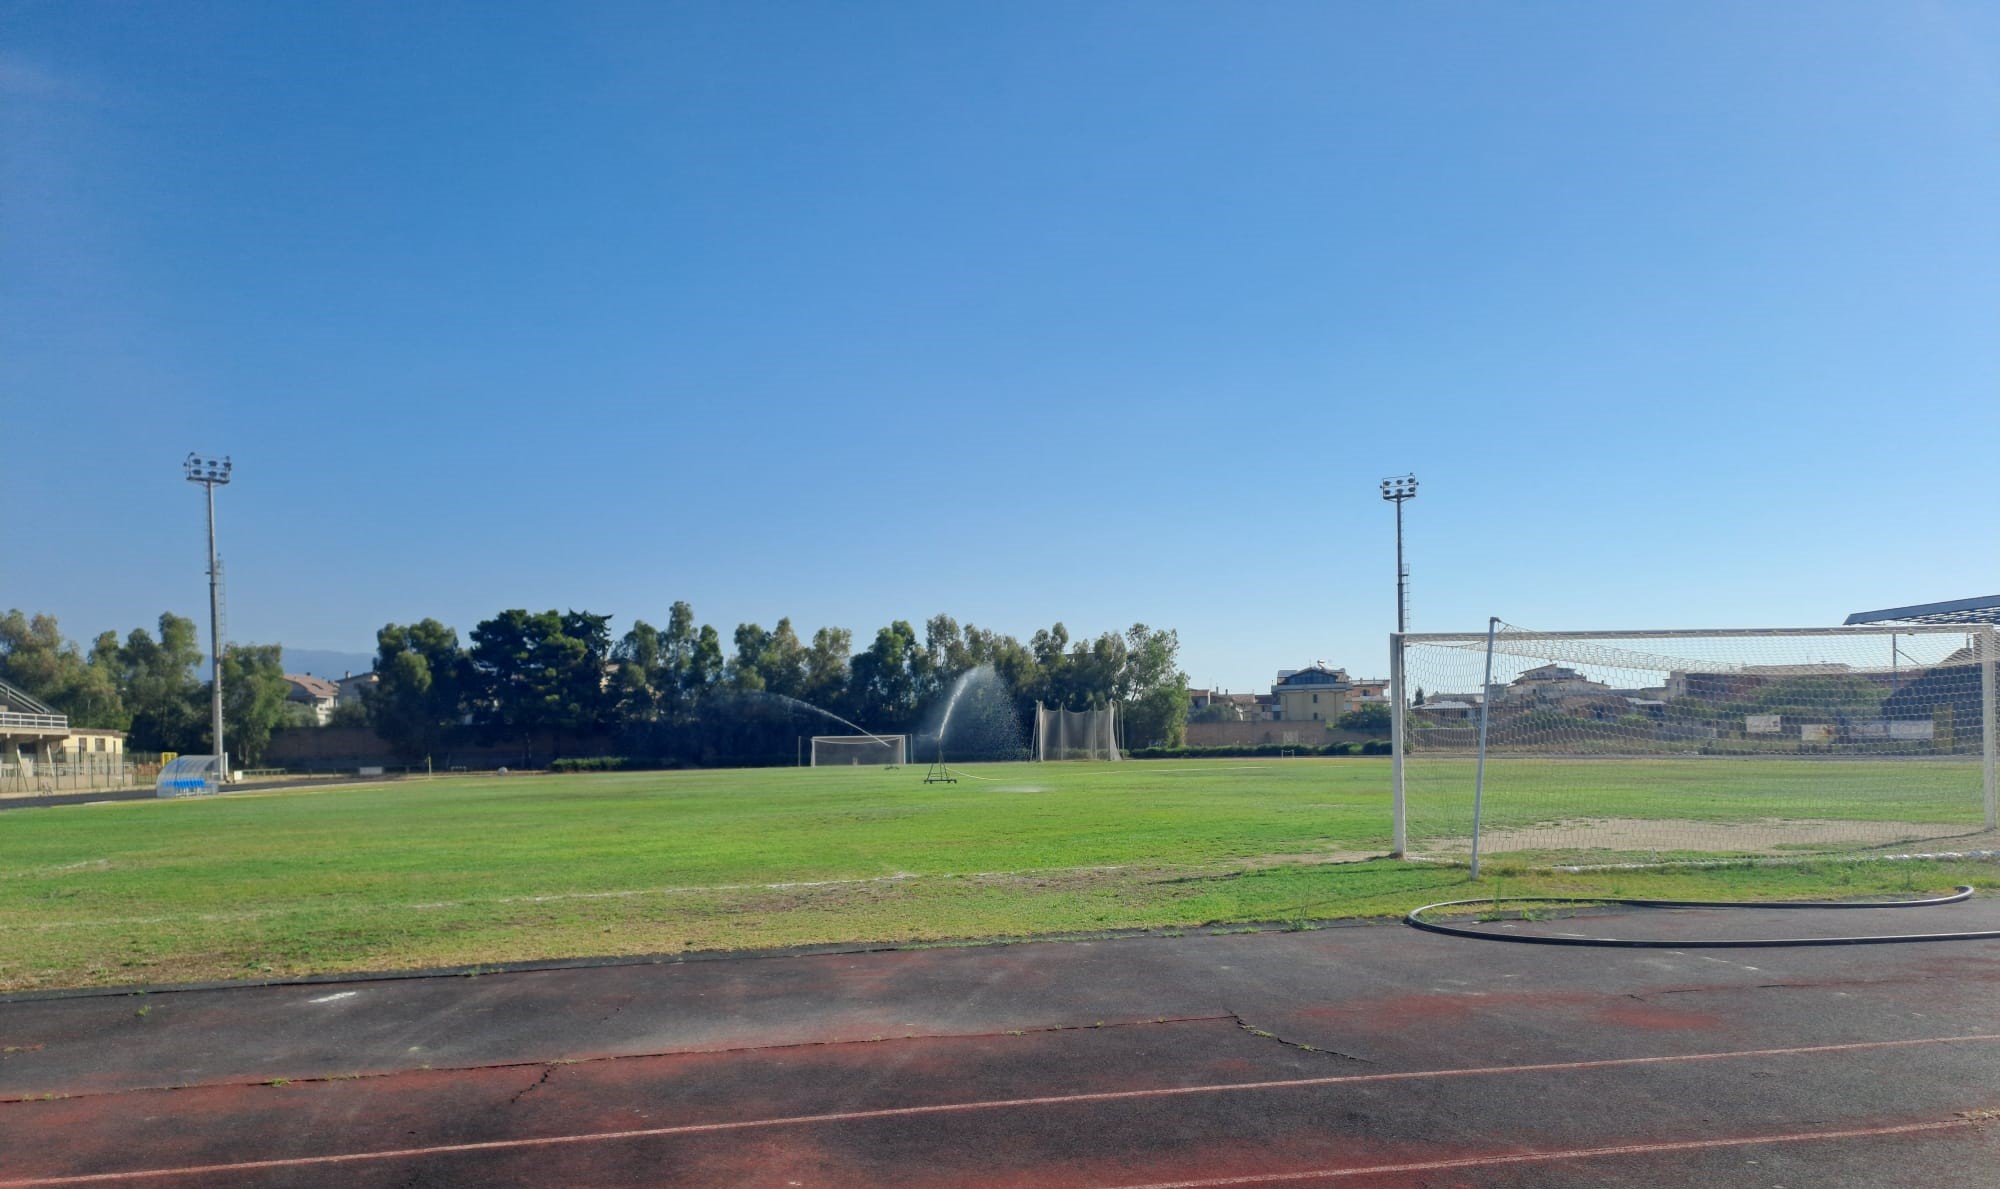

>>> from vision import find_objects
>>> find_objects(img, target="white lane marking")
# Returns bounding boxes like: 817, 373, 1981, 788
4, 1033, 1997, 1186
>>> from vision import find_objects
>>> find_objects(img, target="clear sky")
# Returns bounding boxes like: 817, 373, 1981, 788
5, 2, 1997, 693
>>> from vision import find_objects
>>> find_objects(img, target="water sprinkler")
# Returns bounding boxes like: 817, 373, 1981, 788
922, 737, 957, 784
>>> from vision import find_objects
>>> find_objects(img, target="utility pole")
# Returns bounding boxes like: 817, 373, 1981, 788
1380, 474, 1418, 632
185, 454, 233, 781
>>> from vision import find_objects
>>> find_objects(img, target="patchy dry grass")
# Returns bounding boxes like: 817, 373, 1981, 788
0, 761, 1993, 992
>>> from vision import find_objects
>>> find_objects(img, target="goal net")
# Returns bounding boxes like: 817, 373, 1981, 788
809, 734, 907, 767
1393, 624, 1997, 866
1034, 702, 1121, 761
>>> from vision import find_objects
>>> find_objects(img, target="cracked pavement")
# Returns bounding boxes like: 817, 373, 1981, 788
4, 901, 2000, 1186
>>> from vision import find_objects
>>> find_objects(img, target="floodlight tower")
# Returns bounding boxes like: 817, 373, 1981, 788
1380, 474, 1418, 633
185, 453, 233, 781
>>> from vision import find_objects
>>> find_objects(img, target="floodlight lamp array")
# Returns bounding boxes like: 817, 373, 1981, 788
184, 453, 233, 484
1380, 474, 1418, 502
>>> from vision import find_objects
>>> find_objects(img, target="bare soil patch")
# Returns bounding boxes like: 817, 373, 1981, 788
1420, 817, 2000, 859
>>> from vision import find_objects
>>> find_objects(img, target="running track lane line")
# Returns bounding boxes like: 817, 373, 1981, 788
1099, 1119, 1990, 1189
4, 1033, 1998, 1187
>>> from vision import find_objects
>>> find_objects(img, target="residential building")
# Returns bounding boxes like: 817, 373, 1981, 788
57, 729, 126, 762
336, 671, 379, 708
1412, 699, 1479, 722
1505, 664, 1609, 703
1273, 663, 1353, 723
1203, 692, 1267, 721
283, 674, 341, 726
1348, 677, 1390, 705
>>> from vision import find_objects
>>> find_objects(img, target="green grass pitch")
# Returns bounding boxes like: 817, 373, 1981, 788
0, 758, 1993, 992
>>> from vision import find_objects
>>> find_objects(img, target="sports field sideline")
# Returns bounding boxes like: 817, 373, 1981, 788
1, 758, 1995, 993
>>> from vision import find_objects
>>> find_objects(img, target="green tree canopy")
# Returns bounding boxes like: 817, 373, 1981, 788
469, 609, 616, 756
802, 626, 853, 712
369, 619, 468, 761
116, 613, 206, 753
208, 643, 290, 767
0, 610, 128, 729
1118, 625, 1189, 748
851, 620, 921, 728
1337, 702, 1392, 733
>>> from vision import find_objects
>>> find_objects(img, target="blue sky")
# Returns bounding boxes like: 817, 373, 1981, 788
5, 2, 1996, 694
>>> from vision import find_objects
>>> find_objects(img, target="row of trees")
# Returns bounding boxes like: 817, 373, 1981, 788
0, 610, 297, 765
3, 605, 1192, 768
370, 605, 1191, 764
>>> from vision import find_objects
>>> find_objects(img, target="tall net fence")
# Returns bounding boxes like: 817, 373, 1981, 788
1394, 624, 1998, 865
1034, 702, 1122, 761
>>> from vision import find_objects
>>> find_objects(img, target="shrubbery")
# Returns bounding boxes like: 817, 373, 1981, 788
550, 755, 802, 772
556, 741, 1395, 768
1127, 741, 1389, 760
551, 757, 642, 772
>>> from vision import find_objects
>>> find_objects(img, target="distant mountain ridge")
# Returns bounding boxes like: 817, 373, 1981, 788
281, 648, 375, 679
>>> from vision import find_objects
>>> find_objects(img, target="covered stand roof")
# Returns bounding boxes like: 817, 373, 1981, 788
1844, 595, 2000, 627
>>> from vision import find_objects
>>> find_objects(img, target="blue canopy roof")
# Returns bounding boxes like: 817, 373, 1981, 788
1844, 595, 2000, 626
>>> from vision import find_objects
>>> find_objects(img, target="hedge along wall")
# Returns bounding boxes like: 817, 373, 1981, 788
1182, 722, 1385, 748
1126, 741, 1391, 759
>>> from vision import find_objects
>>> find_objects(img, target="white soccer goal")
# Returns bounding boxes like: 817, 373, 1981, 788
1391, 624, 1998, 867
809, 734, 908, 768
1034, 702, 1121, 761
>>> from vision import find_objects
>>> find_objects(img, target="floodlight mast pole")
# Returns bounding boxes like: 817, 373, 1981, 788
185, 454, 233, 782
1380, 474, 1417, 859
1380, 475, 1417, 633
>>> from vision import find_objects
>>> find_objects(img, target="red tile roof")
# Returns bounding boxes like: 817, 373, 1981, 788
284, 674, 341, 700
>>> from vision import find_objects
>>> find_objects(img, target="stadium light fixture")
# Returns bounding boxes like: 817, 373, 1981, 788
1380, 474, 1418, 633
184, 453, 233, 782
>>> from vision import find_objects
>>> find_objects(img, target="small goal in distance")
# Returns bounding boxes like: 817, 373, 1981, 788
810, 734, 908, 767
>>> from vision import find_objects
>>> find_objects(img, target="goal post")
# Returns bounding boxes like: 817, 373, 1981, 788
809, 734, 907, 768
1033, 702, 1122, 761
1391, 623, 1998, 867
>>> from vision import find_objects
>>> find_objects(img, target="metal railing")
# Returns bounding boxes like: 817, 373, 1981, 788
0, 677, 58, 716
0, 711, 69, 732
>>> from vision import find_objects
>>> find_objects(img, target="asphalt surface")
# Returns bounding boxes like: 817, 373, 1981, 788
4, 899, 2000, 1187
0, 776, 401, 812
0, 788, 155, 811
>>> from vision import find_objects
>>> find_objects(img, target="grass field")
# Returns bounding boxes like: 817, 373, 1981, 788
1, 758, 1995, 993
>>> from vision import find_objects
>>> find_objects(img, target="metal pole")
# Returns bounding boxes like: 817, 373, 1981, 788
1981, 626, 1997, 832
1389, 632, 1407, 857
1394, 499, 1406, 634
205, 479, 227, 782
1379, 475, 1418, 858
185, 454, 232, 781
1470, 616, 1499, 880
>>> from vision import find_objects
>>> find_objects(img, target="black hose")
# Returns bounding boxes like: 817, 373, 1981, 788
1404, 885, 2000, 948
